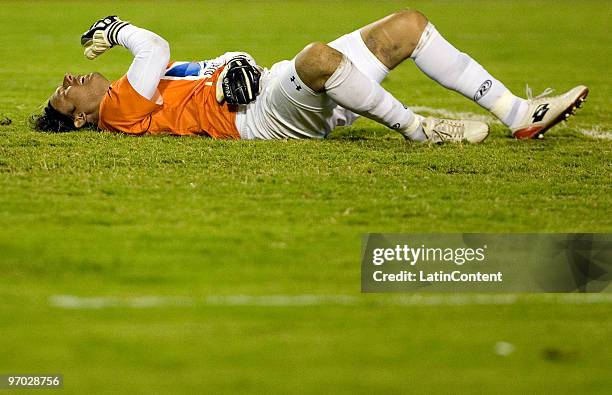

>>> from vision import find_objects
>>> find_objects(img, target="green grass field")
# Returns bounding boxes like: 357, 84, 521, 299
0, 0, 611, 393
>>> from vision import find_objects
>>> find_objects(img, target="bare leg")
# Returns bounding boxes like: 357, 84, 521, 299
294, 42, 343, 93
359, 9, 428, 69
294, 9, 429, 91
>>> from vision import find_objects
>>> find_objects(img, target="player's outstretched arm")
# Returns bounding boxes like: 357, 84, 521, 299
81, 16, 170, 101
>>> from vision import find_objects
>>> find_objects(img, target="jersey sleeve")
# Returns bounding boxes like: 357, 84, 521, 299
97, 75, 161, 134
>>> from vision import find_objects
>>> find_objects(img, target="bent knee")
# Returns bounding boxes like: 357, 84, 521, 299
295, 42, 343, 92
393, 9, 429, 32
296, 42, 343, 75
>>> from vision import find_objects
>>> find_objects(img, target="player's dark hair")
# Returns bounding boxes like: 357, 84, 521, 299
29, 101, 78, 133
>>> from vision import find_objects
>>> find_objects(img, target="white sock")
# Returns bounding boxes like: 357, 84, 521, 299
325, 56, 426, 141
411, 23, 528, 128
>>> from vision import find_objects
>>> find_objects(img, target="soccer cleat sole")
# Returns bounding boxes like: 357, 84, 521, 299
513, 87, 589, 139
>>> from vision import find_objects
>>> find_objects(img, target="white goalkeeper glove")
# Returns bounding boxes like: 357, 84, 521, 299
81, 15, 130, 60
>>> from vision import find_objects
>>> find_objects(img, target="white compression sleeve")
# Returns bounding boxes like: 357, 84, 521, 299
411, 23, 527, 127
116, 25, 170, 101
324, 56, 424, 140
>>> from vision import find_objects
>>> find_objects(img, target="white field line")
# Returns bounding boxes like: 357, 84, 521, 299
411, 106, 611, 140
48, 293, 612, 309
578, 128, 612, 140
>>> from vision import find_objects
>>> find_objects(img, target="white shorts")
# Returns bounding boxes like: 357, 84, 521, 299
236, 30, 389, 140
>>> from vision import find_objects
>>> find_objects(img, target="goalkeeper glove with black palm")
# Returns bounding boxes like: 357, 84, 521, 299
217, 56, 262, 105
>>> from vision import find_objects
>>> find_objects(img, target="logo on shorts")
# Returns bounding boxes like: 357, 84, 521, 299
290, 76, 302, 91
392, 123, 401, 129
474, 80, 493, 101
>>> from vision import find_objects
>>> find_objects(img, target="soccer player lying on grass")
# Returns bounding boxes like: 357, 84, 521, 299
33, 11, 588, 143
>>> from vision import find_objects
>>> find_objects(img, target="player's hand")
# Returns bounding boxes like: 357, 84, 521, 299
216, 56, 262, 105
81, 16, 130, 60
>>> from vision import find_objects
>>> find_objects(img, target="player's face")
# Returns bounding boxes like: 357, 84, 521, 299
49, 72, 110, 121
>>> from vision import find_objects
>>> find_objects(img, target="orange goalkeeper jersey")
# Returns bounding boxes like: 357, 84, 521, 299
98, 61, 240, 139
